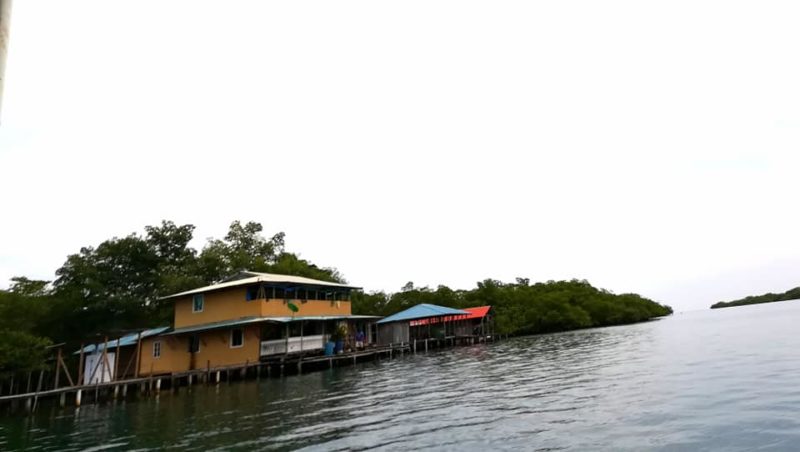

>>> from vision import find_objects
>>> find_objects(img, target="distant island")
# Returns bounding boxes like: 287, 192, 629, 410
710, 287, 800, 309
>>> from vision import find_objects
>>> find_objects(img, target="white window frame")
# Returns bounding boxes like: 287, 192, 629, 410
192, 294, 204, 313
153, 341, 162, 359
230, 328, 244, 348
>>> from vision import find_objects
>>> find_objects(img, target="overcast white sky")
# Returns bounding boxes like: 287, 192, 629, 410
1, 1, 799, 312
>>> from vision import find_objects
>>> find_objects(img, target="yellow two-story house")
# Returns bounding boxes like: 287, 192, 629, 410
131, 271, 376, 376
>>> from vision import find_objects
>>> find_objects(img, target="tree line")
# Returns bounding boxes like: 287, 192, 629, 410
0, 219, 673, 376
353, 279, 672, 336
710, 286, 800, 309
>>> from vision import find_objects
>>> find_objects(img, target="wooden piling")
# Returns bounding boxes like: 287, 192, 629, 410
54, 348, 62, 389
31, 370, 43, 412
133, 332, 143, 379
77, 344, 85, 386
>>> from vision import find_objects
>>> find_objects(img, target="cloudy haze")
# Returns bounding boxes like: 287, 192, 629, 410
1, 1, 799, 312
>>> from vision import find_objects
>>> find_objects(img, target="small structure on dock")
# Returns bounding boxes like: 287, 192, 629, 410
375, 304, 463, 345
409, 306, 495, 338
78, 327, 170, 384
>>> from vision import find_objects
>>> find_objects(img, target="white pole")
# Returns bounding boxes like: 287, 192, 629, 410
0, 0, 12, 121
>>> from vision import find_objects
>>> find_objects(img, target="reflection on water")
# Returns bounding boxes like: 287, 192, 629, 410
3, 301, 800, 450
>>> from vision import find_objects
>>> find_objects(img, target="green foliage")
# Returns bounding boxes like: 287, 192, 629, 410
0, 290, 53, 375
329, 324, 348, 342
5, 219, 344, 355
710, 286, 800, 309
353, 278, 673, 336
0, 330, 52, 378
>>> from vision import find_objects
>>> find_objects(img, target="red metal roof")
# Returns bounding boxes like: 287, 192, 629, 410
408, 306, 491, 326
461, 306, 492, 320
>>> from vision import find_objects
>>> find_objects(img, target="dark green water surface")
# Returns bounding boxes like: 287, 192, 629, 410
3, 301, 800, 451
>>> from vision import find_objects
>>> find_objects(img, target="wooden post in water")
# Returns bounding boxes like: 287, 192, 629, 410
77, 343, 85, 386
101, 336, 110, 384
284, 324, 289, 357
134, 332, 143, 379
31, 370, 44, 412
113, 341, 121, 381
54, 347, 62, 389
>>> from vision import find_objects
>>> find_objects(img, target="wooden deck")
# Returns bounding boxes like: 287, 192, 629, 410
0, 334, 501, 415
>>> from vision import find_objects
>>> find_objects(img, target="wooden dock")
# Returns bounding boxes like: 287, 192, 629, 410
0, 334, 501, 415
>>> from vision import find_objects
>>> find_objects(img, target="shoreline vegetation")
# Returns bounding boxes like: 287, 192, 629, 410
710, 287, 800, 309
0, 220, 672, 377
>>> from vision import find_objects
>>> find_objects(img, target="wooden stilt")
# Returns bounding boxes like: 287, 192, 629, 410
134, 332, 143, 379
77, 344, 85, 386
31, 370, 44, 412
54, 348, 63, 389
113, 340, 121, 381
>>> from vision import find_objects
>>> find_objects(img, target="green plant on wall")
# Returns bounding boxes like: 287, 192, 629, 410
329, 323, 347, 342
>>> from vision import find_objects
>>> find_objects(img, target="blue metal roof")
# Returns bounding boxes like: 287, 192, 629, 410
78, 326, 171, 354
377, 304, 469, 324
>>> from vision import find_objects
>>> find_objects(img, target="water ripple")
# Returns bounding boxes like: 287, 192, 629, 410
4, 303, 800, 450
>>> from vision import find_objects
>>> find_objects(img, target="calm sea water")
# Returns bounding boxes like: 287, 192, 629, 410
3, 301, 800, 451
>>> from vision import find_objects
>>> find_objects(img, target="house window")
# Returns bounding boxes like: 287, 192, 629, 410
192, 294, 204, 312
153, 341, 162, 358
230, 328, 244, 348
188, 335, 201, 353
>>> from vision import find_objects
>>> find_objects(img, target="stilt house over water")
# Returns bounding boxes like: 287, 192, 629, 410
376, 304, 495, 345
80, 271, 378, 382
